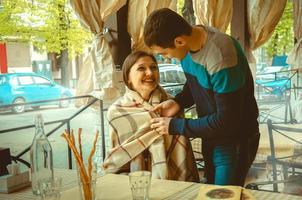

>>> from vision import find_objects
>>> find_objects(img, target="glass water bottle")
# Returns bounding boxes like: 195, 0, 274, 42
30, 114, 54, 195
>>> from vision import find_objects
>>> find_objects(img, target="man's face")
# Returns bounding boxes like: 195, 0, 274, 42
150, 45, 187, 61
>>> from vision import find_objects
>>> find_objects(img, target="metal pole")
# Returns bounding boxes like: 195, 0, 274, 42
67, 122, 72, 169
297, 69, 300, 87
285, 96, 288, 123
100, 100, 106, 161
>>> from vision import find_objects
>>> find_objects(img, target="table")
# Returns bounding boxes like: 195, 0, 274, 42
1, 169, 302, 200
0, 169, 78, 200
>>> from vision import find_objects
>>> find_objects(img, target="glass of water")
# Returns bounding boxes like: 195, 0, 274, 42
129, 171, 151, 200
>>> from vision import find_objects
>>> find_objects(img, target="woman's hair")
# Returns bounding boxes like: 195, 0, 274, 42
122, 51, 157, 88
144, 8, 192, 48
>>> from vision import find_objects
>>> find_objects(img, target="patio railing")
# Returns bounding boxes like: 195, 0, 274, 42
0, 95, 107, 170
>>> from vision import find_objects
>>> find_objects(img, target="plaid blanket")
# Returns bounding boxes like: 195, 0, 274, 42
103, 87, 199, 182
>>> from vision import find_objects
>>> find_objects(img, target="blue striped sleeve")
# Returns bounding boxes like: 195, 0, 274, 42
210, 65, 245, 93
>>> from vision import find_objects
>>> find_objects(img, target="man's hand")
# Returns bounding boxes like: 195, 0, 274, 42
151, 99, 180, 117
150, 117, 172, 135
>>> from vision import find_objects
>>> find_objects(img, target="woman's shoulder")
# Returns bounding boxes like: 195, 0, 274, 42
157, 86, 171, 101
106, 93, 135, 119
107, 96, 125, 120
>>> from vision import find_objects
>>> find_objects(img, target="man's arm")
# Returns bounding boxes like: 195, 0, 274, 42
173, 81, 195, 109
152, 81, 194, 117
169, 87, 244, 139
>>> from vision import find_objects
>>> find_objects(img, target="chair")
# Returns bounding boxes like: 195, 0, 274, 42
189, 137, 204, 170
266, 119, 302, 192
256, 68, 300, 124
185, 106, 204, 171
257, 94, 294, 124
256, 78, 291, 98
271, 55, 290, 67
255, 54, 292, 103
246, 119, 302, 193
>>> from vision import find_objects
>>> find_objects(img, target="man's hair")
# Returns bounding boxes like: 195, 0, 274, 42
144, 8, 192, 48
122, 51, 157, 88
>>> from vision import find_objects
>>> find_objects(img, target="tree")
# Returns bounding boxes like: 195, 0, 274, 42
0, 0, 91, 58
264, 1, 294, 57
182, 0, 195, 25
177, 0, 195, 25
0, 0, 91, 87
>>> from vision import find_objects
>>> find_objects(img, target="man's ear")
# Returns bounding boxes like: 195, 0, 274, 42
174, 36, 186, 48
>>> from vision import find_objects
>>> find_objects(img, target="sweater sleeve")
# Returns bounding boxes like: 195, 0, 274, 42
169, 89, 243, 139
173, 81, 195, 109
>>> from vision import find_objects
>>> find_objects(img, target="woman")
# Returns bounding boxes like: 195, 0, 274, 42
103, 51, 199, 182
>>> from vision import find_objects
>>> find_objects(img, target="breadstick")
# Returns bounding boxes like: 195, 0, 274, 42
61, 133, 88, 182
78, 128, 83, 162
88, 131, 99, 181
62, 129, 97, 200
70, 129, 75, 146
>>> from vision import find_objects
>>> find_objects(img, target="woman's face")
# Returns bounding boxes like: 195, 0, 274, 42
128, 56, 159, 99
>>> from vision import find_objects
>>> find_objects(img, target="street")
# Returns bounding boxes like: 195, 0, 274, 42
0, 103, 110, 170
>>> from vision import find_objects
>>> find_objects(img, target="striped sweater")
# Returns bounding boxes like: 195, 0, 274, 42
169, 26, 259, 145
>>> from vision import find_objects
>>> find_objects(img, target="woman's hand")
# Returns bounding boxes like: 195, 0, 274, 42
150, 117, 172, 135
151, 99, 180, 117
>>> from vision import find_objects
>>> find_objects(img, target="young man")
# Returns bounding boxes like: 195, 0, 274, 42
144, 8, 260, 186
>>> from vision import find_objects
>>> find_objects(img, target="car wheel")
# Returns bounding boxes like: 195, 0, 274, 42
59, 95, 69, 108
12, 98, 25, 113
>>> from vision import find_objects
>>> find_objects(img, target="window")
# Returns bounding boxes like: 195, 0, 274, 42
33, 76, 51, 85
18, 76, 34, 85
165, 71, 177, 83
160, 72, 166, 84
177, 71, 186, 83
0, 76, 6, 85
9, 77, 19, 86
160, 69, 186, 84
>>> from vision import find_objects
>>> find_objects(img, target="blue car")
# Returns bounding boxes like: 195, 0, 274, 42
0, 73, 73, 113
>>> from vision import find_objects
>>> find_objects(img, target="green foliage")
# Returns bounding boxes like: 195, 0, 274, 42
181, 0, 195, 25
177, 0, 185, 15
0, 0, 92, 58
264, 1, 294, 57
0, 0, 31, 40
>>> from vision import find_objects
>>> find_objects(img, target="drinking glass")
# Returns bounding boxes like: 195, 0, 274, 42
129, 171, 151, 200
77, 163, 97, 200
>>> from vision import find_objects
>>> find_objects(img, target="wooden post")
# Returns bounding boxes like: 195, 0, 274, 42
103, 1, 131, 69
231, 0, 249, 52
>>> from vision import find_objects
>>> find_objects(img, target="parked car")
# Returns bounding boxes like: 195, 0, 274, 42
158, 63, 186, 97
0, 73, 73, 113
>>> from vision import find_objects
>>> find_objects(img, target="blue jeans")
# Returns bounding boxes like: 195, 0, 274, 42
212, 145, 236, 185
202, 134, 260, 186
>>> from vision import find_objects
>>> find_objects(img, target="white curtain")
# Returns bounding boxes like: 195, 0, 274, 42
246, 0, 286, 76
192, 0, 233, 32
247, 0, 287, 50
127, 0, 177, 51
287, 0, 302, 69
70, 0, 127, 105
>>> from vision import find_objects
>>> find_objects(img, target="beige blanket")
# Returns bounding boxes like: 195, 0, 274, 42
103, 87, 199, 182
